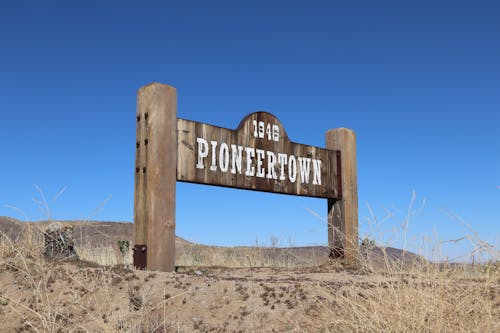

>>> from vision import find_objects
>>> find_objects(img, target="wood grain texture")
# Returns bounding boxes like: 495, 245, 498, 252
134, 82, 177, 272
326, 128, 359, 265
177, 112, 341, 199
134, 96, 147, 246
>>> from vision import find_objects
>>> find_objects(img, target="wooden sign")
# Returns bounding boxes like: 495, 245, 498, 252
177, 113, 342, 199
134, 83, 358, 272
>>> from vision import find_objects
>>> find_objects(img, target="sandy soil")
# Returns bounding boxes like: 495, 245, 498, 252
1, 259, 370, 332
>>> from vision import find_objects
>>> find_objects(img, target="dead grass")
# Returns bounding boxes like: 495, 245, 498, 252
176, 243, 329, 268
0, 222, 498, 332
316, 260, 499, 332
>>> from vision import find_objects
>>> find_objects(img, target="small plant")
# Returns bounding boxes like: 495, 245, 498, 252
360, 236, 376, 249
480, 260, 499, 276
117, 240, 130, 255
117, 240, 130, 266
0, 295, 8, 306
360, 236, 376, 261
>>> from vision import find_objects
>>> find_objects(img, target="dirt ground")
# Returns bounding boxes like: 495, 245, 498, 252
2, 258, 498, 333
0, 259, 365, 332
0, 218, 498, 332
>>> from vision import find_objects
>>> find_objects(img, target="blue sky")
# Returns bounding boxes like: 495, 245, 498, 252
1, 1, 498, 261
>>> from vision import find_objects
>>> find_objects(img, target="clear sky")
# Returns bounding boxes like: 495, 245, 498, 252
1, 1, 498, 261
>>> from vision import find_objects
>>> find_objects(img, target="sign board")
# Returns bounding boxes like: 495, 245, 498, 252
134, 83, 358, 272
177, 112, 342, 199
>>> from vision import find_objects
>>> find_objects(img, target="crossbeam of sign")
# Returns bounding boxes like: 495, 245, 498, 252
177, 112, 342, 199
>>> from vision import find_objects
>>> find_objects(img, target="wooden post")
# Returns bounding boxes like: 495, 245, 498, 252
326, 128, 358, 265
134, 82, 177, 271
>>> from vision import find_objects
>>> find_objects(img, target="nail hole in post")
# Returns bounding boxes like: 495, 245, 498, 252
136, 115, 140, 122
143, 167, 147, 173
144, 113, 149, 120
144, 139, 149, 146
135, 167, 140, 173
136, 142, 140, 149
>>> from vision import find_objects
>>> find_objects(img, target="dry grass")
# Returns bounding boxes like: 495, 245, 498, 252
76, 245, 129, 267
0, 222, 498, 332
317, 259, 499, 332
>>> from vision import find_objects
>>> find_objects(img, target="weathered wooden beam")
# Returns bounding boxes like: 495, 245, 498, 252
177, 113, 341, 199
134, 82, 177, 272
326, 128, 359, 265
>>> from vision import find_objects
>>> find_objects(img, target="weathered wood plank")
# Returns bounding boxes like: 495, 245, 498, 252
134, 97, 147, 246
135, 83, 177, 272
326, 128, 358, 265
177, 112, 341, 199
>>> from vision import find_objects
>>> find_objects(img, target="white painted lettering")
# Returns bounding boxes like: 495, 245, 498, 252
194, 137, 323, 187
266, 151, 277, 179
256, 149, 265, 178
272, 124, 280, 142
277, 153, 287, 180
266, 123, 272, 140
219, 143, 229, 172
231, 144, 243, 174
258, 121, 265, 138
210, 141, 218, 171
196, 138, 209, 169
298, 157, 311, 184
312, 159, 322, 185
288, 155, 297, 183
245, 147, 255, 176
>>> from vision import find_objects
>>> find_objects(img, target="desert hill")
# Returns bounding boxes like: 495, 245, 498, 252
0, 216, 423, 268
0, 216, 192, 247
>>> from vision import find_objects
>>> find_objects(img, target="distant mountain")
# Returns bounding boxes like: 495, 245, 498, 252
0, 216, 132, 246
0, 216, 25, 240
0, 216, 194, 248
0, 216, 424, 267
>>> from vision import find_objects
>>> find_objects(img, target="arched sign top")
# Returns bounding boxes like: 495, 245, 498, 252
235, 111, 291, 145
